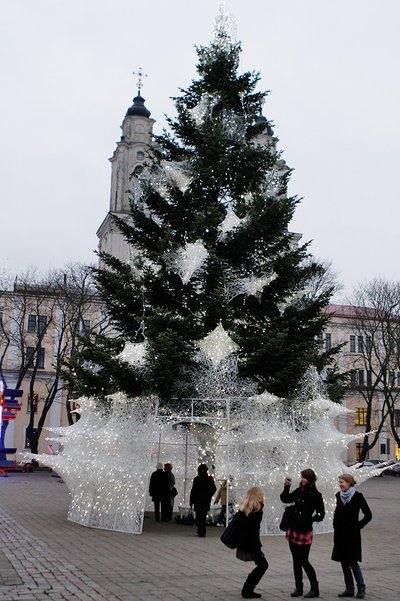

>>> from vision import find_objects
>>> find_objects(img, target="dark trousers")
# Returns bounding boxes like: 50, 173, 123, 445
341, 561, 365, 592
153, 498, 168, 522
195, 509, 207, 536
243, 550, 269, 593
289, 542, 317, 585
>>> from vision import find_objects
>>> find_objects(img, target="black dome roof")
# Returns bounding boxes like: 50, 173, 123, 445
126, 94, 151, 118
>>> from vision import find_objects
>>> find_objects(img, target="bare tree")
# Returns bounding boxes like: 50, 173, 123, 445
348, 278, 400, 460
0, 264, 108, 455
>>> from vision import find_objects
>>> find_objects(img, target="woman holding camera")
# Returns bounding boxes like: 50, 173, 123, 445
280, 469, 325, 598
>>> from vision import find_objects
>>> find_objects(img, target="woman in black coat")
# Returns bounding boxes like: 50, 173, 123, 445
332, 473, 372, 599
280, 468, 325, 598
236, 486, 269, 599
189, 464, 216, 537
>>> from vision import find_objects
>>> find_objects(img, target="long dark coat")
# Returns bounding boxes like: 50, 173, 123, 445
236, 509, 263, 552
189, 474, 217, 511
149, 469, 169, 501
280, 484, 325, 532
331, 490, 372, 562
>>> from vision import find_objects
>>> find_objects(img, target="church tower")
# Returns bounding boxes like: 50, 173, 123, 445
97, 75, 155, 264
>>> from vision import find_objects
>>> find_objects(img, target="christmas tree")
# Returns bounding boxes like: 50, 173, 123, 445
69, 10, 333, 406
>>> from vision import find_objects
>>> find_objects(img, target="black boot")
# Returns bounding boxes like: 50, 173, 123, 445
356, 585, 366, 599
290, 582, 303, 597
338, 592, 354, 598
304, 581, 319, 598
241, 590, 261, 599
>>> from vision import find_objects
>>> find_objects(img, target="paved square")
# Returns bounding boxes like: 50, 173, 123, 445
0, 472, 399, 600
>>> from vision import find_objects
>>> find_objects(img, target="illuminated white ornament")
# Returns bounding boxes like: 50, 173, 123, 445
118, 342, 148, 367
163, 161, 192, 193
217, 206, 246, 240
197, 323, 239, 367
166, 240, 208, 284
189, 93, 220, 126
212, 3, 237, 49
243, 273, 277, 296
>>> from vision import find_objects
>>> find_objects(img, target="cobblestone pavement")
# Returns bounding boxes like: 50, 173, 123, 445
0, 472, 399, 600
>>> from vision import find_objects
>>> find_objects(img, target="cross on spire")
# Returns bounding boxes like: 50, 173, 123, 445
133, 67, 148, 95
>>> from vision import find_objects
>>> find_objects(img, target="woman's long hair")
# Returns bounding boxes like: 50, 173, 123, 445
301, 468, 317, 488
239, 486, 264, 516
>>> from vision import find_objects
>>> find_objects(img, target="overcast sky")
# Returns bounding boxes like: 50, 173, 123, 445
1, 0, 399, 300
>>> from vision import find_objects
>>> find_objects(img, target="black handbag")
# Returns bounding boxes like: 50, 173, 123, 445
170, 487, 178, 498
279, 505, 296, 531
220, 512, 240, 549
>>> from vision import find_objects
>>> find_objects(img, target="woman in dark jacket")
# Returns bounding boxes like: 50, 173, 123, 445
332, 473, 372, 599
236, 486, 269, 599
280, 468, 325, 598
189, 464, 216, 537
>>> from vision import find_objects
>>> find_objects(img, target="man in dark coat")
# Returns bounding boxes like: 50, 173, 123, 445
149, 462, 170, 522
190, 464, 217, 537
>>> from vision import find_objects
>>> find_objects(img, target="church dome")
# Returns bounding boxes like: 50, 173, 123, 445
126, 94, 151, 118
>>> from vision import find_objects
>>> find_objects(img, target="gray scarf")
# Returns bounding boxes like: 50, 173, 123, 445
340, 486, 356, 505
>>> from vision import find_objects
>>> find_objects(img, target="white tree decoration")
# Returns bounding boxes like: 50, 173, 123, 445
217, 206, 246, 240
197, 322, 239, 367
21, 394, 158, 534
118, 341, 148, 367
164, 240, 208, 284
163, 161, 192, 193
189, 93, 220, 126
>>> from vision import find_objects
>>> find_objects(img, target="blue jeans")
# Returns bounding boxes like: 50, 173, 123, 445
340, 561, 365, 592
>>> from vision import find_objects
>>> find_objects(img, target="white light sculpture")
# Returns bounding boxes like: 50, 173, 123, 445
164, 240, 208, 284
197, 323, 239, 367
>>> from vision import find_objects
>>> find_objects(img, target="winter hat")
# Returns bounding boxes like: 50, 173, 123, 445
156, 462, 163, 469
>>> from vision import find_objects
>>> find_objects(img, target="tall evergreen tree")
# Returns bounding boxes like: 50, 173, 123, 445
69, 18, 333, 403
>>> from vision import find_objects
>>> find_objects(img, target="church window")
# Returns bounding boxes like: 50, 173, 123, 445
134, 165, 144, 175
136, 150, 145, 161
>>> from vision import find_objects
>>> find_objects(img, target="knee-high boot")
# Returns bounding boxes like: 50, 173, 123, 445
304, 581, 319, 598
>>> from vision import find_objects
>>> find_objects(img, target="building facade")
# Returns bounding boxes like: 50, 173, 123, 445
323, 304, 400, 464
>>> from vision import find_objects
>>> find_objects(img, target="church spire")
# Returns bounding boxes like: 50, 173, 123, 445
127, 67, 151, 118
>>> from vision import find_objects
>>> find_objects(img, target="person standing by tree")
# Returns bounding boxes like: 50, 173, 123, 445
149, 462, 169, 522
332, 473, 372, 599
280, 469, 325, 598
235, 486, 269, 599
189, 464, 216, 537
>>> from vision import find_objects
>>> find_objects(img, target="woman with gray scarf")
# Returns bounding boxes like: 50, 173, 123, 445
331, 473, 372, 599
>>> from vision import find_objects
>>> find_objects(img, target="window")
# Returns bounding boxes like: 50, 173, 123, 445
394, 410, 400, 428
0, 310, 3, 329
358, 369, 365, 387
27, 314, 47, 335
325, 333, 332, 351
81, 319, 91, 333
357, 336, 363, 353
349, 335, 356, 352
136, 150, 145, 161
350, 370, 358, 387
389, 371, 396, 387
355, 407, 367, 426
366, 336, 372, 353
26, 346, 45, 369
367, 370, 372, 387
27, 314, 36, 332
387, 439, 391, 455
355, 443, 368, 461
